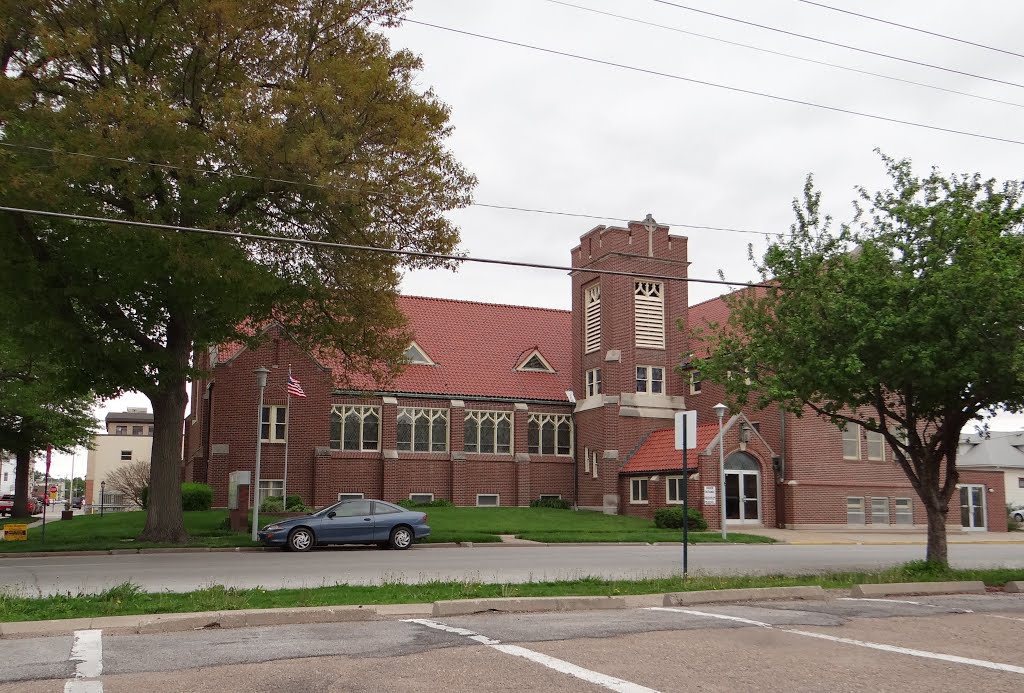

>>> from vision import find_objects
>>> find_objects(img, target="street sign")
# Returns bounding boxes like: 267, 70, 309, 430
2, 524, 28, 541
703, 485, 717, 505
674, 410, 697, 450
49, 485, 58, 494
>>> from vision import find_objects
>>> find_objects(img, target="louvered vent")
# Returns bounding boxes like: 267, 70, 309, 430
634, 281, 665, 349
584, 284, 601, 354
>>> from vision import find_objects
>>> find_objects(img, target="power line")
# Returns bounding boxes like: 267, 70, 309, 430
402, 19, 1024, 146
647, 0, 1024, 90
541, 0, 1024, 110
0, 206, 775, 288
0, 141, 775, 237
797, 0, 1024, 60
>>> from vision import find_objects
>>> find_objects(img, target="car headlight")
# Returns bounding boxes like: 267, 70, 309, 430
262, 524, 284, 532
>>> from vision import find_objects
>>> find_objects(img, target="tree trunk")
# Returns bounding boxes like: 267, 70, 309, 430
924, 500, 949, 566
12, 449, 32, 519
138, 378, 190, 543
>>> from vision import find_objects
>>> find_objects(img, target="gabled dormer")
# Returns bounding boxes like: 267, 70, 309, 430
516, 348, 555, 373
403, 341, 435, 366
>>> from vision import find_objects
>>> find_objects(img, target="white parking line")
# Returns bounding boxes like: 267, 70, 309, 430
838, 597, 973, 613
403, 618, 660, 693
647, 608, 1024, 675
64, 629, 103, 693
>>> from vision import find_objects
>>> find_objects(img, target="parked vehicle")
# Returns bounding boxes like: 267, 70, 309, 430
0, 494, 13, 516
258, 499, 430, 552
1010, 506, 1024, 523
72, 496, 84, 509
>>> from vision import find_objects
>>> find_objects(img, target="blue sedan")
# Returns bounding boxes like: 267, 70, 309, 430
258, 499, 430, 552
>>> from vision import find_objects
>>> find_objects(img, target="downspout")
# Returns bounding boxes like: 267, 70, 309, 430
776, 409, 787, 528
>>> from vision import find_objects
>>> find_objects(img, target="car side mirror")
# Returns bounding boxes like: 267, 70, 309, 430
327, 511, 336, 519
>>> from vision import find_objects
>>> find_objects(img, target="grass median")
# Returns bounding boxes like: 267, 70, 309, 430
0, 507, 773, 552
1, 562, 1020, 623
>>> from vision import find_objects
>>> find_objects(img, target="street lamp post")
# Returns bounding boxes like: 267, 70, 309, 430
100, 480, 106, 519
713, 402, 729, 540
251, 367, 271, 542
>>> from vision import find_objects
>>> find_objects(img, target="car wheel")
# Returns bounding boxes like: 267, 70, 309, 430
1014, 512, 1024, 522
389, 526, 414, 550
287, 527, 315, 552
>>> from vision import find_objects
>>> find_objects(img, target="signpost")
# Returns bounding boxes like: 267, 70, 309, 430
674, 411, 697, 577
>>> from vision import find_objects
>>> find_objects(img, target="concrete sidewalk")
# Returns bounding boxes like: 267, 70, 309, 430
739, 527, 1024, 545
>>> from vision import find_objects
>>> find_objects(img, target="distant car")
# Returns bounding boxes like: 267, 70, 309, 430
0, 494, 13, 516
72, 496, 84, 509
1011, 507, 1024, 523
258, 499, 430, 552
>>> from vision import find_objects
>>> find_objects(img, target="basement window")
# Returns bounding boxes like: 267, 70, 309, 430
476, 494, 500, 507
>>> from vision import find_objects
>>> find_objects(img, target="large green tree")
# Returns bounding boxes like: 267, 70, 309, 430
0, 333, 96, 518
0, 0, 475, 541
698, 155, 1024, 565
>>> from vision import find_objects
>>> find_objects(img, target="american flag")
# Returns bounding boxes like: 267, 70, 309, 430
286, 374, 306, 398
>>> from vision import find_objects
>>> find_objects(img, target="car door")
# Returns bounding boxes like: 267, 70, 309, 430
319, 500, 374, 544
371, 501, 405, 541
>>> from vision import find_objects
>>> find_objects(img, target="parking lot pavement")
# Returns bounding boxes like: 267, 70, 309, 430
3, 593, 1024, 692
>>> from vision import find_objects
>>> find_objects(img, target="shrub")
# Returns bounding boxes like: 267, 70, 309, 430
180, 483, 213, 511
139, 486, 149, 509
529, 497, 571, 510
397, 498, 455, 508
287, 504, 312, 514
286, 494, 304, 509
260, 496, 284, 513
654, 506, 708, 531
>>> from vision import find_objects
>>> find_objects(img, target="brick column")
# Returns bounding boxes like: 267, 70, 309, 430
515, 453, 531, 506
451, 454, 467, 506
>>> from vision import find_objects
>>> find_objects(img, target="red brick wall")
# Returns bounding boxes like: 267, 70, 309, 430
197, 325, 577, 509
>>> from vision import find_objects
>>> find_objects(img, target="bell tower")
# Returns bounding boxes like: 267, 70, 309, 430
569, 216, 690, 512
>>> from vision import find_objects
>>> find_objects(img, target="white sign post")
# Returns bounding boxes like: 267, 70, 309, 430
703, 485, 717, 505
674, 411, 697, 577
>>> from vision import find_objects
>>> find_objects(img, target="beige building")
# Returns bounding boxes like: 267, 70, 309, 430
959, 430, 1024, 510
84, 408, 153, 512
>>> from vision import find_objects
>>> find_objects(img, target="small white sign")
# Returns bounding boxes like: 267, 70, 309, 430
703, 485, 717, 505
674, 410, 698, 450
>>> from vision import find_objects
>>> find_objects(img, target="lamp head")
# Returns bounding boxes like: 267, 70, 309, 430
713, 403, 728, 420
254, 367, 271, 389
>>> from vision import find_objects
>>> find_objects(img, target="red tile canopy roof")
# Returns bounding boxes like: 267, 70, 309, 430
620, 424, 719, 474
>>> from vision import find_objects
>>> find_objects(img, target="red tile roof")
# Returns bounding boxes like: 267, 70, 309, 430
372, 296, 571, 400
620, 424, 719, 473
219, 296, 571, 401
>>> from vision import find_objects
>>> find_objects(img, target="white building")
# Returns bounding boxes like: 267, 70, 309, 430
959, 430, 1024, 509
84, 408, 153, 512
0, 451, 14, 495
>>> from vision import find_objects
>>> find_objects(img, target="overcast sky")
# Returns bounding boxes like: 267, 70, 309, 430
49, 0, 1024, 476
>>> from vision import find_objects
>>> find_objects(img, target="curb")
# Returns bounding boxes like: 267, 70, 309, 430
663, 585, 827, 605
1, 581, 1014, 639
850, 581, 987, 598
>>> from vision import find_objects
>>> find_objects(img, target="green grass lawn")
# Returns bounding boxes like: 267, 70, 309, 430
424, 507, 772, 544
2, 563, 1021, 622
0, 511, 261, 553
0, 507, 771, 553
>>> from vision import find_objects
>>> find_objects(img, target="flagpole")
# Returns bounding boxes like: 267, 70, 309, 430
283, 366, 290, 506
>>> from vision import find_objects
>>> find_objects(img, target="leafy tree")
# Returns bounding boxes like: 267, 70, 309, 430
697, 155, 1024, 565
104, 459, 150, 509
0, 1, 475, 541
0, 335, 96, 518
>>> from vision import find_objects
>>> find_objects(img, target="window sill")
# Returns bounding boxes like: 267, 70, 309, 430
629, 500, 649, 505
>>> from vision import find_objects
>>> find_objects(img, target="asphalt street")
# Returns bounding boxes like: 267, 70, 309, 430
3, 593, 1024, 692
2, 543, 1023, 596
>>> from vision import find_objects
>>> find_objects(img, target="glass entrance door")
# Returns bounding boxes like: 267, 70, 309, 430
959, 485, 986, 530
724, 471, 760, 523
